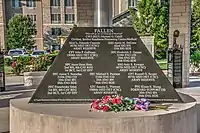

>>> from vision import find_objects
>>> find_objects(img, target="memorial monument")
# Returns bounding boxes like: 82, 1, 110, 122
29, 0, 183, 104
29, 27, 183, 103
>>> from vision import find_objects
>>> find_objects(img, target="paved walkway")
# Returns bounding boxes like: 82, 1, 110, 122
0, 108, 9, 133
0, 76, 34, 133
5, 76, 23, 86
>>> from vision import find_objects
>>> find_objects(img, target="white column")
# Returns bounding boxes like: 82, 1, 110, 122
169, 0, 191, 87
94, 0, 113, 27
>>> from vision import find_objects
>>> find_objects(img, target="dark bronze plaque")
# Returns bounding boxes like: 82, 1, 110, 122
29, 27, 183, 104
167, 48, 173, 84
173, 49, 183, 88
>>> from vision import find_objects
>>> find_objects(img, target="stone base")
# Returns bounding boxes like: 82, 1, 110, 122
177, 89, 200, 133
10, 94, 197, 133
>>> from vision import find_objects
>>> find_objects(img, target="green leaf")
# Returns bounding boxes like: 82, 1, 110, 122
6, 14, 36, 50
191, 0, 200, 56
131, 0, 169, 59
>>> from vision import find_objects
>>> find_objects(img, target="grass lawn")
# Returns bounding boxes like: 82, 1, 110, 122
156, 59, 167, 64
158, 63, 167, 70
156, 59, 167, 70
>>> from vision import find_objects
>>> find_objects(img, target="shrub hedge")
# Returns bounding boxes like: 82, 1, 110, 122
4, 53, 58, 75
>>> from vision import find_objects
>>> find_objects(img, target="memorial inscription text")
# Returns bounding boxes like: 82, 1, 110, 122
30, 27, 182, 103
46, 28, 169, 101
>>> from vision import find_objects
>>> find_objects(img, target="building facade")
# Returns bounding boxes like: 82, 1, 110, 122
0, 0, 137, 50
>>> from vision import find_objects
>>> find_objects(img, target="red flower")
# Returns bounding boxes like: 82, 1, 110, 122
91, 102, 100, 110
93, 104, 101, 110
92, 99, 100, 105
135, 106, 139, 111
112, 97, 122, 104
104, 95, 111, 100
102, 95, 111, 104
102, 106, 109, 112
112, 98, 117, 104
91, 99, 102, 110
116, 97, 122, 104
11, 61, 17, 68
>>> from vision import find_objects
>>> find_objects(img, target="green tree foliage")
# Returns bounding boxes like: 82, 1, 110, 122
6, 14, 37, 50
131, 0, 169, 59
191, 0, 200, 55
154, 2, 169, 59
190, 50, 200, 71
131, 0, 160, 36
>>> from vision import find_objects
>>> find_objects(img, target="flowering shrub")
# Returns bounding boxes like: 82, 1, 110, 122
4, 57, 12, 66
9, 56, 34, 75
5, 53, 58, 75
24, 55, 53, 72
11, 58, 25, 75
90, 95, 150, 112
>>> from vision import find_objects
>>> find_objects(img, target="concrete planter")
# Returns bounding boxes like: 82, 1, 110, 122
23, 71, 46, 86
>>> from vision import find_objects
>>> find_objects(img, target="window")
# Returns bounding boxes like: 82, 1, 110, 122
50, 0, 60, 6
128, 0, 137, 7
65, 0, 74, 6
27, 0, 36, 7
32, 51, 45, 55
27, 15, 36, 24
65, 14, 75, 23
12, 0, 22, 8
8, 50, 23, 56
51, 28, 61, 36
51, 14, 61, 24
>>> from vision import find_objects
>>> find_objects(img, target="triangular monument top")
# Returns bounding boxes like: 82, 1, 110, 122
29, 27, 183, 104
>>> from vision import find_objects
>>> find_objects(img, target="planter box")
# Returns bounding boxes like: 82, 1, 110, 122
23, 71, 46, 86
